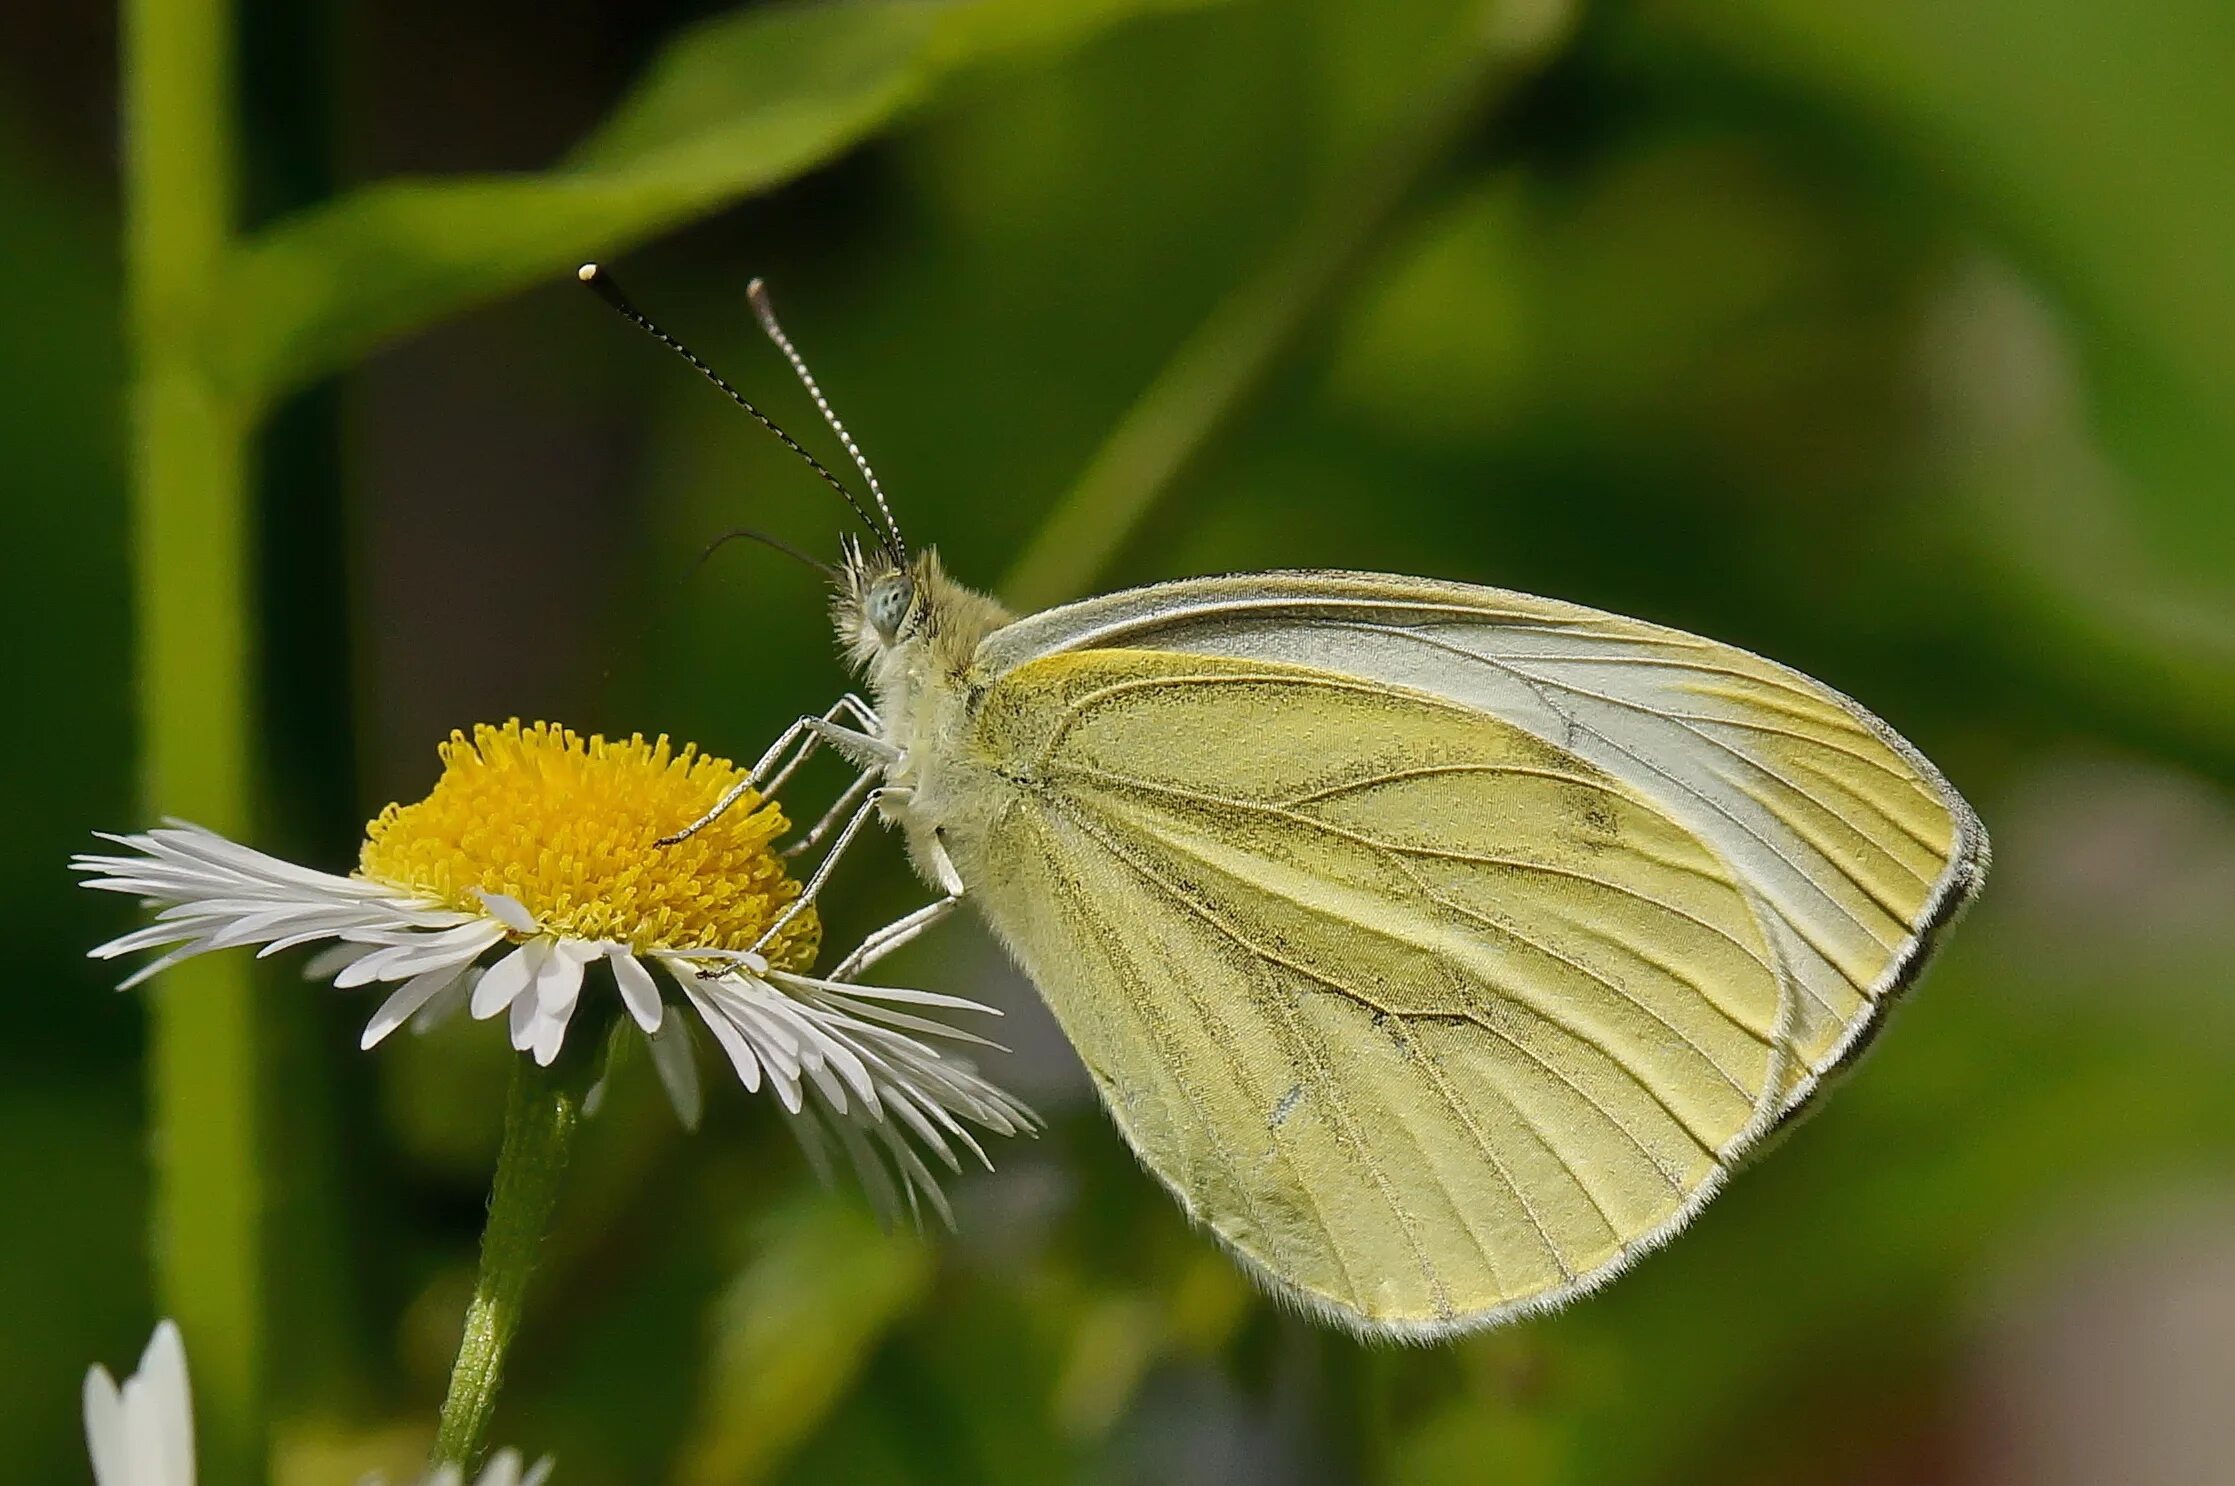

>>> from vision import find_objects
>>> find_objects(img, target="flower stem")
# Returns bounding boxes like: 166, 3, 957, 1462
998, 0, 1577, 612
432, 1055, 590, 1467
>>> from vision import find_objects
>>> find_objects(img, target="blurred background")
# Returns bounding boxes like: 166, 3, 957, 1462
9, 0, 2235, 1480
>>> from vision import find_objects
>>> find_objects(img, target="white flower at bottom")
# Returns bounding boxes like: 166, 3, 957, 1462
380, 1449, 552, 1486
75, 721, 1033, 1218
84, 1322, 549, 1486
84, 1321, 192, 1486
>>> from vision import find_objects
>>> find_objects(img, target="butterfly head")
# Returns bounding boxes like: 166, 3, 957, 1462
832, 537, 1010, 684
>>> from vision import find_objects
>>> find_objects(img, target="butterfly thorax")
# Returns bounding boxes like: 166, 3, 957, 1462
832, 548, 1012, 872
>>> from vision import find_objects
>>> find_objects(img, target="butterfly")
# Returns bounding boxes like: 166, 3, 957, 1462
583, 264, 1989, 1338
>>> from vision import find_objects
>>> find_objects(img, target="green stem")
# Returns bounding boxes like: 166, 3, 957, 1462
432, 1056, 590, 1468
998, 0, 1577, 611
124, 0, 267, 1479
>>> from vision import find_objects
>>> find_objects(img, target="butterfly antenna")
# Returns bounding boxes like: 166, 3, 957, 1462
747, 277, 907, 563
694, 524, 838, 580
577, 263, 891, 552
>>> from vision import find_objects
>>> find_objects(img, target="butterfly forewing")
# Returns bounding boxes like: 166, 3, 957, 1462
977, 572, 1988, 1116
958, 648, 1794, 1332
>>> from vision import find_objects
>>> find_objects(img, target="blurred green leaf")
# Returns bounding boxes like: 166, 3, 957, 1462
677, 1195, 933, 1485
209, 0, 1224, 409
0, 1080, 148, 1482
1663, 0, 2235, 585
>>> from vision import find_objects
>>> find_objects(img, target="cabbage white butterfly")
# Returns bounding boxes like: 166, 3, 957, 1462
583, 265, 1988, 1338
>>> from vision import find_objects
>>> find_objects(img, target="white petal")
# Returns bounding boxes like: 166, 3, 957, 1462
412, 970, 475, 1034
75, 824, 477, 999
608, 948, 662, 1033
720, 983, 804, 1060
335, 920, 503, 988
770, 970, 1001, 1016
472, 941, 545, 1020
531, 1008, 567, 1067
509, 987, 541, 1052
361, 967, 469, 1050
716, 991, 804, 1110
475, 890, 537, 934
301, 941, 372, 981
89, 922, 204, 960
141, 1321, 193, 1486
828, 1111, 908, 1226
120, 1369, 183, 1486
522, 943, 594, 1065
790, 1015, 877, 1113
679, 980, 766, 1095
331, 942, 420, 989
535, 940, 596, 1015
122, 943, 228, 993
83, 1365, 125, 1486
646, 1017, 702, 1130
203, 907, 317, 951
479, 1447, 549, 1486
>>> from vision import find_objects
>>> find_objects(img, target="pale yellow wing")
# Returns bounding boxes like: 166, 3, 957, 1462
977, 571, 1988, 1114
953, 648, 1797, 1335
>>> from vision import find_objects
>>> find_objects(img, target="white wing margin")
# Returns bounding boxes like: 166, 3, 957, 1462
979, 571, 1988, 1115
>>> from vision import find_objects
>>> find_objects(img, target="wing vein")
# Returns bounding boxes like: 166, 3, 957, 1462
1060, 761, 1777, 978
1376, 1011, 1583, 1286
1334, 621, 1907, 947
1480, 657, 1934, 906
1061, 762, 1781, 1045
1043, 820, 1366, 1306
1043, 785, 1744, 1159
1281, 761, 1623, 809
1245, 956, 1458, 1314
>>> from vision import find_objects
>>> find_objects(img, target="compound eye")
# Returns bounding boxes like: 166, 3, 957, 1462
867, 576, 914, 639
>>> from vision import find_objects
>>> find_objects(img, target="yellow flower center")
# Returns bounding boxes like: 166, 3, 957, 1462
359, 720, 819, 969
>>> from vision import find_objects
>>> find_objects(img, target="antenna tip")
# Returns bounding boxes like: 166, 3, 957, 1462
577, 262, 602, 283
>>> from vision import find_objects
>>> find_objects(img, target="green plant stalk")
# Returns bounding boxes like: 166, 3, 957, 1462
433, 1055, 591, 1468
998, 0, 1577, 611
124, 0, 267, 1479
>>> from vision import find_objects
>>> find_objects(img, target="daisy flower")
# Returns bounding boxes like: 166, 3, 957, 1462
76, 720, 1032, 1217
84, 1319, 551, 1486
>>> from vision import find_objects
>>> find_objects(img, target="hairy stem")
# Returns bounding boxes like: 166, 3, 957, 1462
432, 1055, 591, 1468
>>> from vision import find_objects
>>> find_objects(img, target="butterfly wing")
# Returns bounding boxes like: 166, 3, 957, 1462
976, 571, 1988, 1116
954, 646, 1799, 1334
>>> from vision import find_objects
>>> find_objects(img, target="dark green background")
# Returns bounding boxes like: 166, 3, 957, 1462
9, 0, 2235, 1480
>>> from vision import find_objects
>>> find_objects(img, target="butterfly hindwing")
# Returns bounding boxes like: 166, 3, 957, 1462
954, 647, 1794, 1333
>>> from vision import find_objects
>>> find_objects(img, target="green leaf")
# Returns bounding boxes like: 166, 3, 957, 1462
209, 0, 1222, 409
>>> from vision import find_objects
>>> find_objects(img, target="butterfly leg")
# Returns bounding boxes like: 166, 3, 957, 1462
825, 832, 967, 983
747, 786, 890, 953
760, 694, 881, 799
825, 896, 958, 982
782, 763, 882, 858
659, 699, 892, 846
